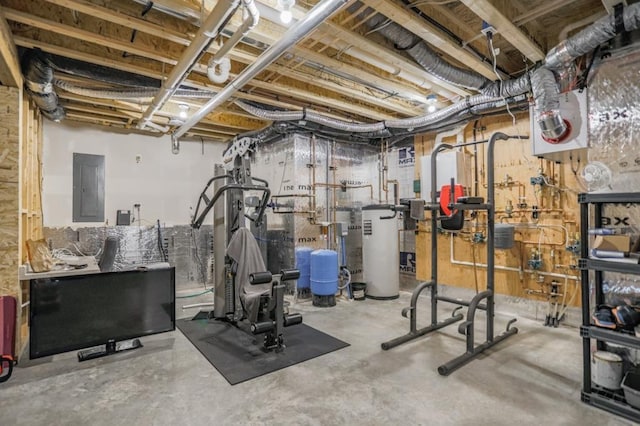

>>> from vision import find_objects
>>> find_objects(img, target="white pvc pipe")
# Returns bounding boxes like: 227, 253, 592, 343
182, 302, 215, 309
448, 233, 579, 280
139, 0, 241, 128
174, 0, 349, 141
208, 0, 260, 84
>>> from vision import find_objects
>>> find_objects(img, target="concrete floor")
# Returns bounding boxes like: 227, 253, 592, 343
0, 292, 633, 426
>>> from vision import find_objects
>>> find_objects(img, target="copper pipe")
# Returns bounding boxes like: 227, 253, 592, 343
310, 135, 317, 223
331, 141, 337, 230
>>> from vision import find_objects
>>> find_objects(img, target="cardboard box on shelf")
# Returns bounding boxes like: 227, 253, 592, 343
593, 235, 631, 252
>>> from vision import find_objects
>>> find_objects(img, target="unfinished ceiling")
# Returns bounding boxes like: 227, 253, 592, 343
0, 0, 611, 141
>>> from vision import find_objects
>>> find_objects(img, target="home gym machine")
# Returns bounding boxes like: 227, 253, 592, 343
191, 137, 303, 352
382, 132, 522, 375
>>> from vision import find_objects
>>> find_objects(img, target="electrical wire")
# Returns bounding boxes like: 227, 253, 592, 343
541, 174, 578, 194
489, 36, 517, 127
364, 18, 393, 36
488, 35, 533, 170
176, 288, 214, 299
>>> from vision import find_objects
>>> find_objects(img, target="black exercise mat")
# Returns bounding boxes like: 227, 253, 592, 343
177, 317, 349, 385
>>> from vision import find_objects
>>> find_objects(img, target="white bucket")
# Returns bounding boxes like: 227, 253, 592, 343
592, 351, 624, 390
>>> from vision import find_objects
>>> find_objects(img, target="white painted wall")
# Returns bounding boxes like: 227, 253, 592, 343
42, 121, 226, 227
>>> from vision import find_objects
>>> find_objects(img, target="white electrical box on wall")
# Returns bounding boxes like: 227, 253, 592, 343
531, 89, 589, 163
420, 150, 470, 200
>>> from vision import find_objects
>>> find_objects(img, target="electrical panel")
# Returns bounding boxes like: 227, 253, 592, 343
419, 150, 470, 201
531, 89, 588, 163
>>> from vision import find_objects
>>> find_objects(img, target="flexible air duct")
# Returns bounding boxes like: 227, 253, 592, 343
236, 92, 503, 132
44, 53, 160, 88
53, 79, 215, 99
546, 3, 640, 70
530, 67, 566, 141
21, 50, 65, 122
365, 13, 489, 91
238, 4, 640, 140
208, 57, 232, 84
364, 11, 534, 100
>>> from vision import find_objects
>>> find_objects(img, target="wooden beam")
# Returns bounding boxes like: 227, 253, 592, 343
38, 0, 432, 108
2, 8, 174, 65
289, 46, 428, 105
14, 35, 292, 113
65, 111, 232, 140
507, 0, 544, 45
8, 8, 412, 119
458, 0, 544, 63
60, 101, 133, 119
42, 0, 192, 45
317, 22, 470, 98
358, 0, 497, 80
65, 110, 129, 125
0, 9, 22, 87
248, 79, 397, 121
513, 0, 573, 26
267, 62, 422, 116
58, 91, 261, 133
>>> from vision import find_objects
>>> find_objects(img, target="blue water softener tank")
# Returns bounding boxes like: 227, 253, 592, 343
295, 247, 314, 296
310, 249, 338, 307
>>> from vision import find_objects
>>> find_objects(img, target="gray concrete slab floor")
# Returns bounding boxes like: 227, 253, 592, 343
0, 292, 633, 426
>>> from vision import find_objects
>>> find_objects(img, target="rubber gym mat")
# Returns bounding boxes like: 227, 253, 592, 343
177, 316, 349, 385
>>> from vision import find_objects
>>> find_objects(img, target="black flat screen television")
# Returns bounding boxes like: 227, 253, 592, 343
30, 267, 175, 359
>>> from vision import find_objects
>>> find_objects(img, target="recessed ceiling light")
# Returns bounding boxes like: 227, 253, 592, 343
278, 0, 295, 24
178, 103, 190, 119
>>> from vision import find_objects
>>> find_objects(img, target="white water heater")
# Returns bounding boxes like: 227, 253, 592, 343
362, 204, 400, 299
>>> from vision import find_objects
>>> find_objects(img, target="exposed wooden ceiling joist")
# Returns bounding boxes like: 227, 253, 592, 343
0, 8, 22, 87
514, 0, 574, 26
43, 0, 192, 45
12, 36, 374, 124
249, 78, 397, 121
315, 21, 470, 98
357, 0, 498, 81
458, 0, 545, 63
41, 0, 434, 107
2, 8, 175, 65
6, 8, 405, 123
2, 0, 610, 141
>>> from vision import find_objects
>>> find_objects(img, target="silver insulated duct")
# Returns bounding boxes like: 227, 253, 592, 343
236, 4, 640, 141
21, 51, 65, 122
546, 3, 640, 70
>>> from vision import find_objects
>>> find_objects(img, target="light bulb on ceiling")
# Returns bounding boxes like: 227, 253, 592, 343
280, 9, 292, 24
278, 0, 295, 24
426, 94, 438, 113
178, 103, 190, 119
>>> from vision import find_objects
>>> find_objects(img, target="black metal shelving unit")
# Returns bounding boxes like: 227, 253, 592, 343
579, 192, 640, 422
